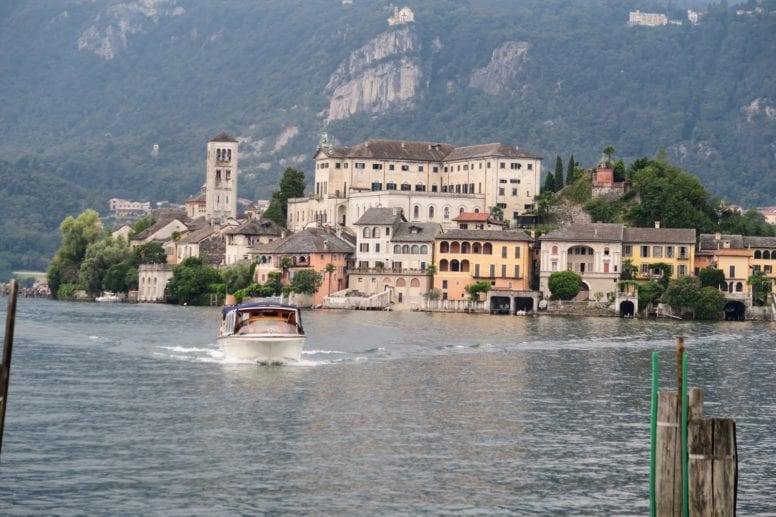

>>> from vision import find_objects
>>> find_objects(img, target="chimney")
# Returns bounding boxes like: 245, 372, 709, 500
714, 232, 721, 241
655, 221, 661, 229
401, 142, 406, 148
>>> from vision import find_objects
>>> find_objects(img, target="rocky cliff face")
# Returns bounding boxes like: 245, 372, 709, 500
77, 0, 185, 60
469, 41, 529, 95
325, 27, 422, 122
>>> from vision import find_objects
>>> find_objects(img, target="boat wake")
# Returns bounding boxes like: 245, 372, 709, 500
155, 344, 351, 366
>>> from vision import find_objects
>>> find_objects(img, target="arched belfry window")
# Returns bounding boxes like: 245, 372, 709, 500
227, 149, 232, 161
217, 149, 222, 161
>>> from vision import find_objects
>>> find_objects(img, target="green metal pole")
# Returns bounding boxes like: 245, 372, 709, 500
649, 351, 659, 517
681, 351, 689, 516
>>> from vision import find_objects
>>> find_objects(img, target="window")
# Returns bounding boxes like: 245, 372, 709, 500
500, 162, 506, 169
400, 183, 411, 191
678, 265, 686, 276
641, 263, 649, 274
413, 205, 420, 219
679, 247, 688, 259
401, 165, 409, 171
444, 207, 450, 219
527, 164, 533, 170
389, 164, 395, 171
362, 227, 370, 238
474, 264, 480, 277
514, 247, 521, 258
765, 265, 773, 273
433, 167, 438, 172
489, 264, 496, 277
335, 162, 341, 169
510, 179, 519, 183
372, 163, 382, 170
623, 245, 632, 257
371, 182, 382, 191
415, 184, 425, 192
512, 189, 518, 196
501, 246, 507, 258
442, 280, 448, 289
372, 227, 380, 238
501, 264, 507, 277
360, 243, 369, 252
499, 188, 505, 195
429, 206, 435, 219
515, 265, 520, 278
500, 179, 508, 183
666, 246, 674, 258
355, 162, 365, 169
755, 250, 762, 259
641, 246, 650, 258
375, 244, 380, 252
510, 163, 521, 169
653, 246, 663, 258
729, 265, 735, 278
386, 182, 397, 190
419, 166, 424, 172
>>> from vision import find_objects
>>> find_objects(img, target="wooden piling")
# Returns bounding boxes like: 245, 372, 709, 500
1, 279, 19, 457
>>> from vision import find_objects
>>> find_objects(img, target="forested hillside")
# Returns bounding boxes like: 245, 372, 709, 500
0, 0, 774, 279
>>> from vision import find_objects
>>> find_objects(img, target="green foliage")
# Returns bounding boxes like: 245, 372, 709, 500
464, 280, 491, 301
232, 283, 277, 302
543, 172, 556, 193
566, 155, 576, 187
748, 271, 773, 306
134, 242, 167, 264
221, 263, 254, 293
548, 271, 582, 300
584, 198, 619, 223
651, 263, 674, 288
554, 155, 564, 189
290, 269, 322, 295
427, 287, 442, 300
266, 271, 283, 295
489, 205, 504, 221
48, 209, 107, 298
698, 267, 726, 288
264, 167, 306, 226
620, 259, 638, 281
78, 236, 133, 296
562, 171, 592, 204
663, 276, 702, 312
694, 287, 726, 320
168, 257, 223, 305
637, 280, 665, 310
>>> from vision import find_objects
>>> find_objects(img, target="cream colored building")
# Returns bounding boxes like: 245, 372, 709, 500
539, 223, 624, 300
287, 138, 541, 232
138, 264, 173, 302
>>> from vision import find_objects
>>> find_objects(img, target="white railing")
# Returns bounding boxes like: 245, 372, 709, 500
323, 290, 391, 310
419, 299, 487, 313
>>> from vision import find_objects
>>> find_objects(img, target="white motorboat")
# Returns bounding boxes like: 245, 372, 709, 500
95, 292, 120, 302
218, 302, 305, 364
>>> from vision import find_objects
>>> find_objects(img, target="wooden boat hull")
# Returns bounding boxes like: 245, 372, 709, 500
219, 335, 305, 364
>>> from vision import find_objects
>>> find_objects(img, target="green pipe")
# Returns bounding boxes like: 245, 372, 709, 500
649, 351, 659, 517
681, 352, 689, 516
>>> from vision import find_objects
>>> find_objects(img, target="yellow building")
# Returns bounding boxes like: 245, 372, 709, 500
433, 229, 533, 301
622, 227, 696, 281
696, 233, 776, 296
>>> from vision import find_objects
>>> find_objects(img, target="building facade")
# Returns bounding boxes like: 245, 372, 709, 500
287, 138, 541, 232
434, 229, 534, 301
205, 132, 239, 224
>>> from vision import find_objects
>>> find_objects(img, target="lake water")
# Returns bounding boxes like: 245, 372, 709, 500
1, 299, 774, 514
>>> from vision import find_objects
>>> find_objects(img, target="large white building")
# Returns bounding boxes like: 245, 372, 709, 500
287, 137, 542, 232
205, 132, 239, 224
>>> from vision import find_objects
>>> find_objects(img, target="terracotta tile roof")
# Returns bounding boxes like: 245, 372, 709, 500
392, 222, 442, 242
444, 143, 542, 161
438, 229, 533, 241
623, 227, 696, 244
222, 218, 284, 236
178, 226, 219, 244
252, 228, 354, 255
354, 207, 406, 225
453, 212, 498, 223
540, 223, 624, 242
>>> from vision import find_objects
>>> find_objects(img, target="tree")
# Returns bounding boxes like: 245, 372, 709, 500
602, 145, 615, 167
566, 154, 576, 186
168, 257, 222, 305
620, 259, 638, 280
48, 209, 105, 297
128, 217, 156, 240
325, 262, 336, 296
222, 262, 253, 293
694, 287, 726, 320
464, 280, 491, 301
134, 242, 167, 264
584, 198, 618, 223
662, 276, 702, 314
264, 167, 306, 226
489, 205, 503, 221
543, 172, 556, 193
78, 236, 132, 296
290, 268, 323, 295
554, 155, 564, 189
698, 267, 725, 289
748, 271, 772, 306
548, 271, 583, 300
637, 279, 664, 310
650, 262, 673, 288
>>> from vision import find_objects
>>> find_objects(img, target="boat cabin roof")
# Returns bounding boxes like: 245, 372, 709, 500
222, 302, 299, 316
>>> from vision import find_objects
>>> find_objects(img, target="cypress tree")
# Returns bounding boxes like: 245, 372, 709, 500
555, 155, 564, 189
543, 172, 556, 193
566, 154, 575, 185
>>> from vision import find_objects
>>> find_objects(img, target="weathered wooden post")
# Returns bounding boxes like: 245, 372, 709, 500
1, 279, 19, 458
651, 338, 737, 516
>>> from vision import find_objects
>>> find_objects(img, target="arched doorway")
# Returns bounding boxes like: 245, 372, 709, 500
620, 301, 635, 318
723, 301, 746, 321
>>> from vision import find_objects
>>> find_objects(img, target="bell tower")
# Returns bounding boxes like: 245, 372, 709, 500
205, 132, 239, 224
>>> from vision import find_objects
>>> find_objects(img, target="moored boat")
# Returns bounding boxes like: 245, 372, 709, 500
95, 292, 120, 302
218, 302, 305, 364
